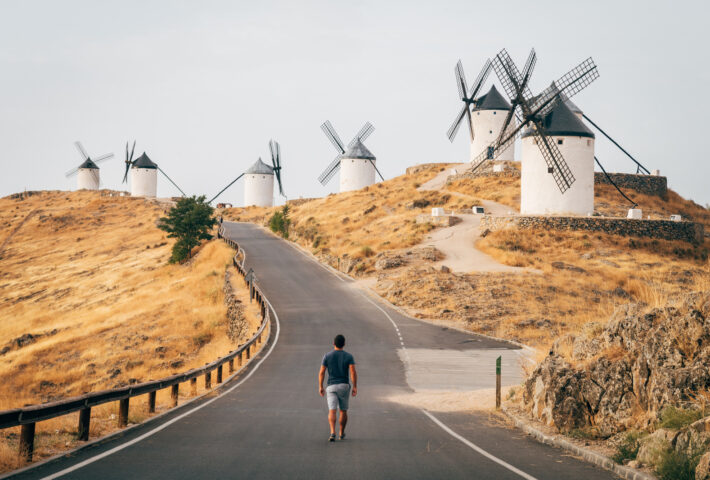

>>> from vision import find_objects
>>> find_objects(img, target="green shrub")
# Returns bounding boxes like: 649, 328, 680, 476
659, 406, 703, 429
158, 195, 216, 263
269, 205, 291, 239
656, 448, 702, 480
360, 246, 374, 257
612, 431, 642, 464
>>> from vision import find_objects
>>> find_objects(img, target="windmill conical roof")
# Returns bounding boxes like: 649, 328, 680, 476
342, 139, 375, 160
132, 152, 158, 169
522, 100, 594, 139
564, 98, 583, 114
79, 158, 99, 169
245, 157, 274, 175
474, 85, 511, 111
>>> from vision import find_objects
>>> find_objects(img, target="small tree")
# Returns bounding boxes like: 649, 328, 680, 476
158, 195, 216, 263
269, 205, 291, 239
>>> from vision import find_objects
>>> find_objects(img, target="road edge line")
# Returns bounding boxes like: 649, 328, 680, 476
33, 295, 281, 480
421, 410, 538, 480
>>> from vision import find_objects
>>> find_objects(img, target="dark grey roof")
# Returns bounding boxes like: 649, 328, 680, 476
79, 159, 99, 170
522, 101, 595, 139
245, 157, 274, 175
132, 152, 158, 169
342, 139, 375, 160
565, 98, 583, 114
474, 85, 511, 111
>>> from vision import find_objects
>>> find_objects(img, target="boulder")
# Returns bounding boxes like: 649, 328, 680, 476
636, 428, 676, 466
375, 256, 404, 271
697, 451, 710, 480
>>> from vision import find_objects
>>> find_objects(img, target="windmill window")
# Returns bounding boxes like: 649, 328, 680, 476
557, 139, 564, 145
587, 139, 591, 146
548, 167, 554, 173
489, 130, 493, 134
493, 111, 497, 115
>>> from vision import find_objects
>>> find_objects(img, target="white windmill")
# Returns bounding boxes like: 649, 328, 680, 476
209, 140, 285, 207
447, 59, 517, 163
122, 141, 186, 198
318, 121, 383, 192
65, 141, 114, 190
468, 48, 600, 216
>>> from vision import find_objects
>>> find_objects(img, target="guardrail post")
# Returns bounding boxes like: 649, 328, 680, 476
217, 365, 223, 383
78, 407, 91, 441
118, 398, 129, 427
205, 371, 212, 389
190, 377, 197, 396
246, 345, 251, 360
238, 351, 243, 367
496, 356, 502, 410
229, 358, 234, 373
148, 391, 156, 413
171, 384, 179, 407
19, 423, 35, 462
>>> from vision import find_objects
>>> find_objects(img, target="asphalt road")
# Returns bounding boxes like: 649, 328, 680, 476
12, 222, 617, 480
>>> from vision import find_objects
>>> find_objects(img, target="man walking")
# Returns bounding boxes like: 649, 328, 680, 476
318, 334, 357, 442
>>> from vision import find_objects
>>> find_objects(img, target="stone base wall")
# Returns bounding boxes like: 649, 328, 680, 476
481, 215, 704, 244
446, 161, 521, 183
416, 214, 460, 227
594, 172, 667, 197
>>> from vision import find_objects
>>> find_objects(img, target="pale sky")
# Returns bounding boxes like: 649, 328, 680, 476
1, 0, 708, 207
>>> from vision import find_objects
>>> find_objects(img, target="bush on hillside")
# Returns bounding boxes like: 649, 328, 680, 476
269, 205, 291, 239
158, 195, 216, 263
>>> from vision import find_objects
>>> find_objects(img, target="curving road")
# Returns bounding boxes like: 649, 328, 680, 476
10, 222, 616, 480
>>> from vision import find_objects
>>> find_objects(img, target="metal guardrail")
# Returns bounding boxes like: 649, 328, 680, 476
1, 229, 270, 463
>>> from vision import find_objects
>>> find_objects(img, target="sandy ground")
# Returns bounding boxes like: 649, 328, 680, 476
386, 347, 527, 412
417, 163, 468, 191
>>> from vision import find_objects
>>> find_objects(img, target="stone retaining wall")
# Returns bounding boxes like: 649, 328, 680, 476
416, 214, 460, 227
594, 172, 667, 197
481, 215, 704, 244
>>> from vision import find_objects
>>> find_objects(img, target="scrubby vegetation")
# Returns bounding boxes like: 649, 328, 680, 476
158, 195, 216, 263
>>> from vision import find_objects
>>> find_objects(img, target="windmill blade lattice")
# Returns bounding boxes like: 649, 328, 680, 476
269, 139, 285, 197
318, 121, 376, 186
123, 140, 136, 183
447, 58, 492, 142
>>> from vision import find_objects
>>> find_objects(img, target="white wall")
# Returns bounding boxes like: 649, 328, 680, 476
521, 136, 595, 215
244, 173, 274, 207
130, 168, 157, 197
470, 109, 515, 162
339, 157, 376, 192
77, 168, 99, 190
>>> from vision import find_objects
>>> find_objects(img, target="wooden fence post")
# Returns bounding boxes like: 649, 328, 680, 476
19, 423, 35, 462
148, 391, 156, 413
238, 351, 243, 367
229, 358, 234, 374
205, 371, 212, 389
118, 398, 129, 427
190, 377, 197, 396
246, 345, 251, 360
217, 365, 223, 383
78, 407, 91, 441
496, 356, 502, 410
171, 384, 179, 407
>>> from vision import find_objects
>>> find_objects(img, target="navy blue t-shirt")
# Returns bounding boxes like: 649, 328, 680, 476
321, 350, 355, 386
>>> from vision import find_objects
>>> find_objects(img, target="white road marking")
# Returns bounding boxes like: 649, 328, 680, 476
40, 279, 282, 479
360, 291, 537, 480
421, 410, 538, 480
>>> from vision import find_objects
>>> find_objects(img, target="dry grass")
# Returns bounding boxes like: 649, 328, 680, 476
225, 164, 482, 273
0, 190, 262, 471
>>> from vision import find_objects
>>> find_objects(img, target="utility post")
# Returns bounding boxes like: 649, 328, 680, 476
495, 356, 502, 410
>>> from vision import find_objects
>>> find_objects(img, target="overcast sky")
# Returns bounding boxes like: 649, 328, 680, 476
1, 0, 708, 207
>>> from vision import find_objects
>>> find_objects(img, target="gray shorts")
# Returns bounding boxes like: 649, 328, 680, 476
326, 383, 351, 411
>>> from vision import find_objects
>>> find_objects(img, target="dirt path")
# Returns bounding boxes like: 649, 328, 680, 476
418, 163, 468, 191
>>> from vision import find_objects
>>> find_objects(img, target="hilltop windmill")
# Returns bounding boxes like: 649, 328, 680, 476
470, 48, 600, 215
209, 140, 285, 207
122, 141, 186, 198
65, 141, 114, 190
446, 59, 517, 162
318, 121, 383, 192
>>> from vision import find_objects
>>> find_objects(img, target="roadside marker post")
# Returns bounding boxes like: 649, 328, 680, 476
496, 356, 501, 410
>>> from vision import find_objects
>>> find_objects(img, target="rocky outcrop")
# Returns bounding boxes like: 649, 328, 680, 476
524, 292, 710, 436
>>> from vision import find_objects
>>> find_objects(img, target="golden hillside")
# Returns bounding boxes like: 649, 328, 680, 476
0, 190, 260, 410
225, 163, 709, 353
